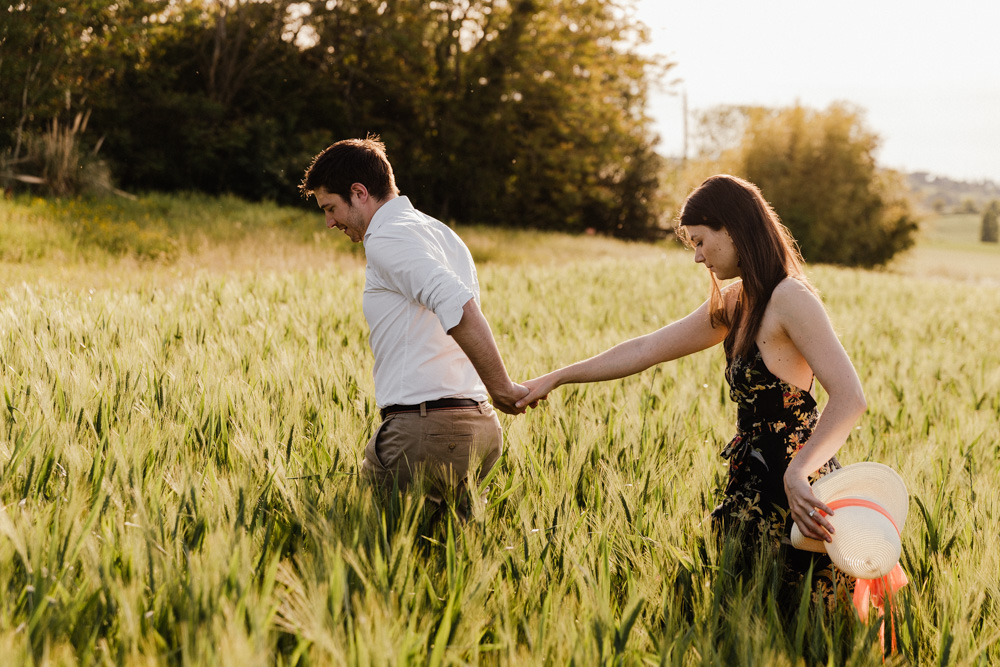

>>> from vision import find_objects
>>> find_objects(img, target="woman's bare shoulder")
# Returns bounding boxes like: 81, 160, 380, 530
772, 275, 820, 302
769, 276, 828, 323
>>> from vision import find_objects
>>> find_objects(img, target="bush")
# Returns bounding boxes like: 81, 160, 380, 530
685, 103, 918, 267
982, 201, 1000, 243
13, 112, 114, 197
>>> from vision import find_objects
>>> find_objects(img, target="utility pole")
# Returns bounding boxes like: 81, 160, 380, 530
682, 88, 688, 165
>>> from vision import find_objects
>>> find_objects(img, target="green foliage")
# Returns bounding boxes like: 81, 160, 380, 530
92, 0, 317, 201
981, 201, 999, 243
0, 197, 76, 263
0, 0, 165, 190
0, 192, 346, 264
688, 104, 919, 267
18, 112, 116, 197
12, 0, 670, 237
1, 201, 999, 661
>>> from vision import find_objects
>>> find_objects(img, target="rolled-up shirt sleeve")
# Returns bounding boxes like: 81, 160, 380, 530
366, 236, 476, 332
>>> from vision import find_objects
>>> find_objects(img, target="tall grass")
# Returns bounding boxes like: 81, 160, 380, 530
0, 196, 997, 664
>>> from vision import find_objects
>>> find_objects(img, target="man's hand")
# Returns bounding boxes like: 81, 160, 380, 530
490, 382, 530, 415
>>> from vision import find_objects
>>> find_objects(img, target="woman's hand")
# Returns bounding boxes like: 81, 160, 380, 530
515, 372, 562, 409
784, 468, 835, 542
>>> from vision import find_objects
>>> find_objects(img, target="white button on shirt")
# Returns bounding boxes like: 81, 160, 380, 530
362, 196, 489, 409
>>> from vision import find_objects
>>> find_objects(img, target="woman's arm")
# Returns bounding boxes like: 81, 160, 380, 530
515, 293, 732, 408
772, 279, 867, 542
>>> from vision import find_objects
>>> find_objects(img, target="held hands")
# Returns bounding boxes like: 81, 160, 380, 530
489, 372, 561, 415
490, 382, 530, 415
514, 372, 562, 410
784, 469, 835, 542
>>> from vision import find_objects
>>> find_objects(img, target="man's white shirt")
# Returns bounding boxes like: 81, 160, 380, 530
362, 196, 489, 408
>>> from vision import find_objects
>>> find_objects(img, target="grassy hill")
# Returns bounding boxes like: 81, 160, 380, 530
887, 212, 1000, 283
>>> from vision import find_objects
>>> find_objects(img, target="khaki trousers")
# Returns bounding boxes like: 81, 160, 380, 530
362, 402, 502, 506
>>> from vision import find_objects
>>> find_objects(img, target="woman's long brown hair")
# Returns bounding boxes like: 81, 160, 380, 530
678, 175, 814, 360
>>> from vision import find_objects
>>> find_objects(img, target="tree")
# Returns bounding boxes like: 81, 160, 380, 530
93, 0, 321, 199
496, 0, 668, 236
982, 201, 1000, 243
688, 103, 918, 267
14, 0, 670, 233
1, 0, 164, 192
297, 0, 670, 236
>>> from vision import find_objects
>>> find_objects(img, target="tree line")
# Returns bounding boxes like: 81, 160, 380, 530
2, 0, 918, 263
2, 0, 667, 238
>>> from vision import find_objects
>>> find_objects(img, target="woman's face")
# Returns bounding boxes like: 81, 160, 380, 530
685, 224, 740, 280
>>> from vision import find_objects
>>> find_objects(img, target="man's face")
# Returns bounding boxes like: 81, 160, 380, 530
315, 187, 367, 243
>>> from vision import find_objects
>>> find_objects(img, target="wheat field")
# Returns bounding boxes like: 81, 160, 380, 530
1, 196, 998, 665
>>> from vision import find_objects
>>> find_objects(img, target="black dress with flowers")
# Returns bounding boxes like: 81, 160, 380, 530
712, 342, 852, 604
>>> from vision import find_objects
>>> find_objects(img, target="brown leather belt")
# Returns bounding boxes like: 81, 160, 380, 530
380, 398, 480, 420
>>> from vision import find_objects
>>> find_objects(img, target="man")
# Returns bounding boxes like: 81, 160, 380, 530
300, 136, 527, 507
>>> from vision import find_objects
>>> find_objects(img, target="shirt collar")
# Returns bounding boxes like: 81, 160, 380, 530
364, 195, 412, 243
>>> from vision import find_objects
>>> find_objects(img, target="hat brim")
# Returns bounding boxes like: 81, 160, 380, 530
789, 462, 908, 577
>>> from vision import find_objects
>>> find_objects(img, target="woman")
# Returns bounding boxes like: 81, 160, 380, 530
516, 175, 867, 598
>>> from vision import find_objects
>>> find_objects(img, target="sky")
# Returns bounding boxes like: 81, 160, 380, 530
633, 0, 1000, 183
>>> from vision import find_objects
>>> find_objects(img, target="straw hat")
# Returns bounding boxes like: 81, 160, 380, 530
790, 462, 908, 579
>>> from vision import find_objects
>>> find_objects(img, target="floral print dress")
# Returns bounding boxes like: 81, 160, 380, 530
712, 342, 853, 605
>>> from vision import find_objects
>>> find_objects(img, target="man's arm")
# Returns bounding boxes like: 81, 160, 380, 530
448, 298, 528, 415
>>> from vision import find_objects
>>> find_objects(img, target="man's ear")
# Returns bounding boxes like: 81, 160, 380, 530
350, 182, 369, 203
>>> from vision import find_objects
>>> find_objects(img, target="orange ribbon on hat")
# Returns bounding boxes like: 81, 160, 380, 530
827, 498, 908, 654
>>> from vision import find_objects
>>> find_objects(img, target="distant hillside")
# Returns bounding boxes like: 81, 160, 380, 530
905, 172, 1000, 214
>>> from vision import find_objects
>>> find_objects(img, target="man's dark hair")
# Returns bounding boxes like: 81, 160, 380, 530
299, 135, 399, 201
